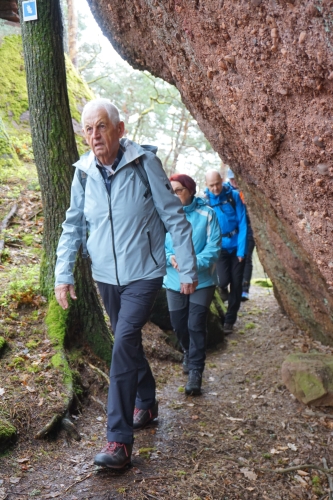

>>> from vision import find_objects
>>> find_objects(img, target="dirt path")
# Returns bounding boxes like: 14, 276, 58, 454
2, 284, 333, 500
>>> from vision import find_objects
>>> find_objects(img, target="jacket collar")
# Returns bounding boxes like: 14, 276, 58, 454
73, 138, 156, 179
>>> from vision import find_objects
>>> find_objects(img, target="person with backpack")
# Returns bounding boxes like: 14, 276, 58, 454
226, 168, 256, 302
54, 98, 197, 469
164, 174, 221, 395
205, 169, 247, 334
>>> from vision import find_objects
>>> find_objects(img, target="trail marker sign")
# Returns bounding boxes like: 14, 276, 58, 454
22, 1, 38, 22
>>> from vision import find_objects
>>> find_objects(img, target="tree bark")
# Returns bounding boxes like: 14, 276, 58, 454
18, 0, 112, 362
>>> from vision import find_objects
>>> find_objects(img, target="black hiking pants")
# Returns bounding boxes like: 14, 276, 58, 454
166, 287, 215, 373
97, 277, 162, 444
216, 249, 245, 325
242, 233, 255, 293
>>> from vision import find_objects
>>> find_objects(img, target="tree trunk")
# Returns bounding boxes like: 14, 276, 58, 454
67, 0, 77, 67
18, 0, 112, 363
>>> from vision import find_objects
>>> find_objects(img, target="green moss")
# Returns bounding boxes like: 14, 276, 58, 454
0, 36, 29, 124
45, 298, 73, 393
251, 278, 273, 288
245, 322, 256, 330
0, 336, 6, 354
21, 234, 34, 246
0, 417, 16, 451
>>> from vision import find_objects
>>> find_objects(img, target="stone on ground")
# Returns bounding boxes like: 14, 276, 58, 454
281, 353, 333, 406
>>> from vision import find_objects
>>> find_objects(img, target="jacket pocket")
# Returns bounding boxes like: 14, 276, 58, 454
147, 230, 158, 266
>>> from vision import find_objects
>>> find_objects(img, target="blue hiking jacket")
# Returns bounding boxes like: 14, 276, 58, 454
164, 196, 221, 292
55, 138, 197, 287
204, 183, 247, 258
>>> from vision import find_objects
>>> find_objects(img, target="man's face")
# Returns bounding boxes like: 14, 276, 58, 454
83, 107, 124, 164
206, 173, 223, 196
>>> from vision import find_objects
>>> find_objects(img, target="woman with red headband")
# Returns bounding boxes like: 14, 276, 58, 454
164, 173, 221, 395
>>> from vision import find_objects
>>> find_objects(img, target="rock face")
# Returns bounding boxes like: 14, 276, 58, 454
0, 0, 19, 23
87, 0, 333, 343
281, 353, 333, 406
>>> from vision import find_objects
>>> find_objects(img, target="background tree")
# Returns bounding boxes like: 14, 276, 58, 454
67, 0, 77, 67
18, 0, 112, 362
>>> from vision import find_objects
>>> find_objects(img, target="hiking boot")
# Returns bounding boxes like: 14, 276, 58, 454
219, 287, 229, 302
223, 323, 234, 334
94, 441, 132, 469
182, 351, 189, 374
241, 291, 249, 302
185, 369, 202, 396
133, 401, 158, 430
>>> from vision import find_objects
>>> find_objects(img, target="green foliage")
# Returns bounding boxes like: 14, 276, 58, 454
0, 264, 40, 308
251, 278, 273, 288
245, 322, 256, 330
0, 336, 6, 354
11, 134, 34, 163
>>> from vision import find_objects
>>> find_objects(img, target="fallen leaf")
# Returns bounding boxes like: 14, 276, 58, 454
297, 470, 309, 476
0, 488, 7, 500
0, 388, 5, 396
277, 446, 289, 451
191, 415, 199, 420
208, 392, 218, 396
294, 474, 307, 486
9, 477, 21, 484
288, 443, 297, 451
270, 448, 280, 455
240, 468, 257, 480
17, 458, 30, 463
26, 386, 36, 393
226, 417, 243, 422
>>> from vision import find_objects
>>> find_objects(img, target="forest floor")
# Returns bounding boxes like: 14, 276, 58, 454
1, 165, 333, 500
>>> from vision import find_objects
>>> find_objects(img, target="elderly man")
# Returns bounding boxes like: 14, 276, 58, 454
205, 169, 247, 334
55, 98, 197, 469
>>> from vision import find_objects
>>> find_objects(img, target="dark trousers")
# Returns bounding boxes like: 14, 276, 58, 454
242, 233, 255, 293
166, 287, 215, 373
216, 250, 245, 325
97, 277, 163, 444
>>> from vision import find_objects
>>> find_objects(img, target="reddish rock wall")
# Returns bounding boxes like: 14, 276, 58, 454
0, 0, 19, 23
87, 0, 333, 342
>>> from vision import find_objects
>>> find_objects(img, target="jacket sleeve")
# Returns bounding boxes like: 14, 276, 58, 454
54, 169, 85, 286
233, 190, 247, 258
165, 233, 175, 266
144, 153, 197, 284
196, 209, 221, 272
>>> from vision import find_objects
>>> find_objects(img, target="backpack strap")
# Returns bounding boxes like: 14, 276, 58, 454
133, 156, 152, 198
77, 169, 88, 259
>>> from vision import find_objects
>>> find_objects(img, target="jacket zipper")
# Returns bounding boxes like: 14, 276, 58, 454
102, 174, 120, 286
147, 230, 158, 266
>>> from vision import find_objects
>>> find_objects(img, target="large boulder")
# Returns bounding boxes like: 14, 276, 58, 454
281, 353, 333, 406
87, 0, 333, 344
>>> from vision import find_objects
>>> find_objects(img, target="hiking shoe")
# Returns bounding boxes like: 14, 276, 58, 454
94, 441, 132, 469
223, 323, 234, 334
241, 291, 249, 302
182, 351, 189, 374
133, 401, 158, 430
219, 287, 229, 302
185, 370, 202, 396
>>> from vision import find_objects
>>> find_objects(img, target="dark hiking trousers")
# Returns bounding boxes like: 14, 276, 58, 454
97, 277, 163, 444
216, 249, 245, 325
166, 287, 215, 373
242, 233, 255, 293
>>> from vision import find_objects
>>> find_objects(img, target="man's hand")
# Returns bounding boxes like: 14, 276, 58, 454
180, 281, 198, 295
238, 257, 244, 262
170, 255, 179, 270
55, 284, 77, 310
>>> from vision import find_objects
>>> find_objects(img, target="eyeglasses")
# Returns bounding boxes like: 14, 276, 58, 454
174, 187, 188, 195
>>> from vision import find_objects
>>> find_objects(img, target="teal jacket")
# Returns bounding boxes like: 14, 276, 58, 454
55, 138, 197, 287
164, 196, 221, 292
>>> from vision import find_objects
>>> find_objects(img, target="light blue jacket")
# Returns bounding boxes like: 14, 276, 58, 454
55, 138, 197, 287
164, 197, 221, 292
205, 184, 247, 258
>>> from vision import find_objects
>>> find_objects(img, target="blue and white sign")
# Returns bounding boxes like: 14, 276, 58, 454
22, 0, 38, 22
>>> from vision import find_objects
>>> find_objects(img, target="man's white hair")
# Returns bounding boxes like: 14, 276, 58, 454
81, 98, 120, 128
